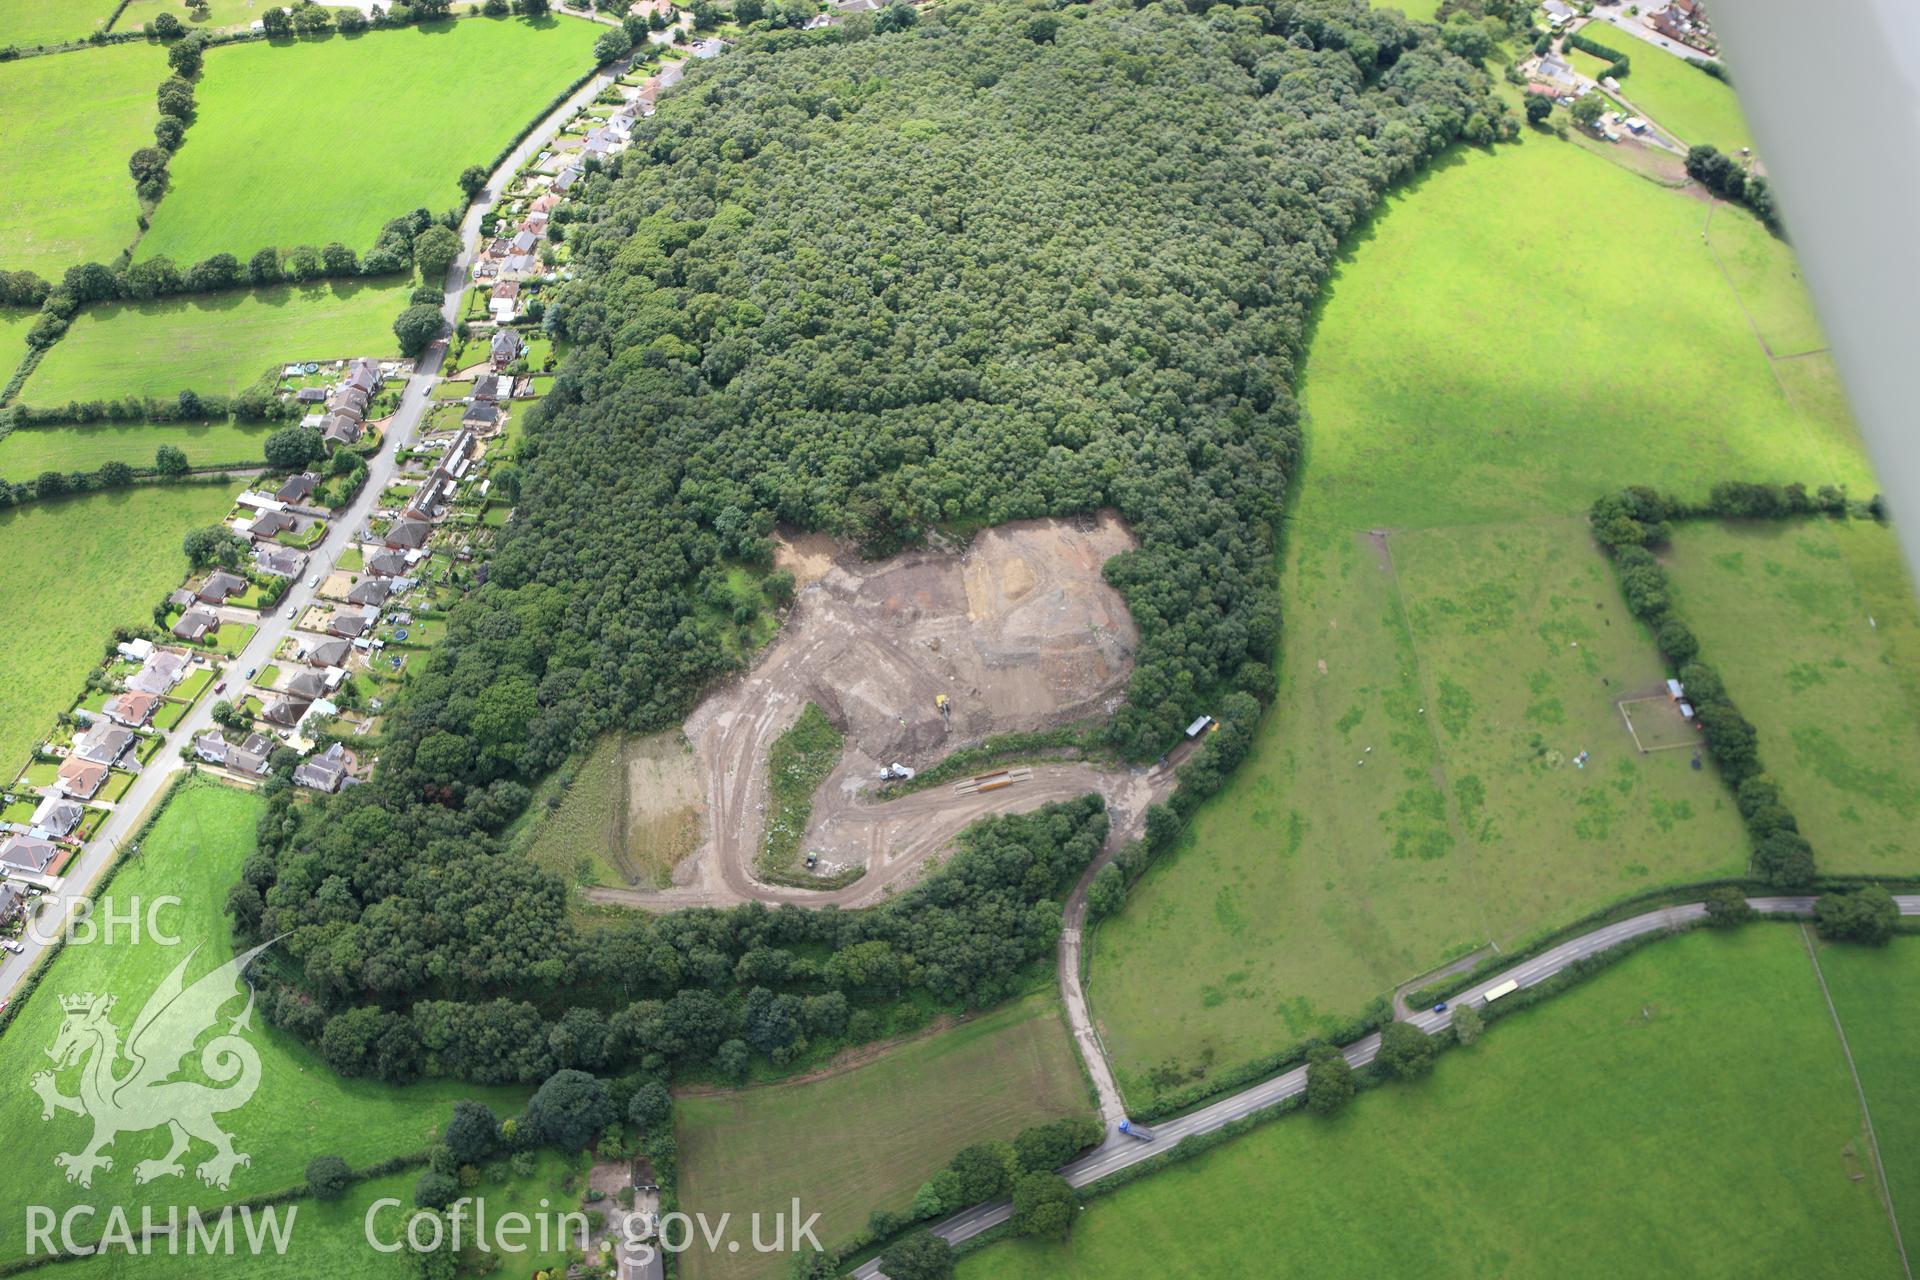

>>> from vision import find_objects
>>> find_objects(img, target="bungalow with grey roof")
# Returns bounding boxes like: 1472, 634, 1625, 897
226, 733, 273, 778
249, 509, 295, 540
295, 387, 327, 404
73, 722, 134, 767
32, 796, 84, 838
262, 697, 309, 727
322, 414, 363, 447
462, 399, 500, 429
0, 835, 60, 876
304, 638, 353, 667
329, 610, 375, 639
256, 546, 308, 578
384, 519, 431, 550
126, 650, 189, 697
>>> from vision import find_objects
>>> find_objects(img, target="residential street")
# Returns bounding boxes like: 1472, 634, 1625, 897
0, 49, 636, 1006
850, 893, 1920, 1278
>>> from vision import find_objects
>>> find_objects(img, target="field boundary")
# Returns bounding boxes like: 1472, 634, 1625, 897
1800, 923, 1913, 1280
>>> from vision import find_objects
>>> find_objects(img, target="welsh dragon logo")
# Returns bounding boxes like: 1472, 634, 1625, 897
30, 941, 271, 1190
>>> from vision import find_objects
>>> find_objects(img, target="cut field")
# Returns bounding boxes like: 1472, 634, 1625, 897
967, 927, 1906, 1280
0, 41, 164, 278
0, 781, 530, 1269
1666, 518, 1920, 871
135, 17, 602, 264
20, 279, 411, 406
114, 0, 277, 34
1, 305, 32, 384
0, 0, 123, 45
0, 482, 238, 775
674, 993, 1094, 1280
1089, 135, 1881, 1101
0, 421, 276, 474
1612, 42, 1754, 155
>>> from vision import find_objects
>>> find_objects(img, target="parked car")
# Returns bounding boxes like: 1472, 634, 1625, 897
214, 680, 226, 693
2, 940, 23, 955
286, 607, 299, 620
245, 666, 257, 680
309, 575, 322, 588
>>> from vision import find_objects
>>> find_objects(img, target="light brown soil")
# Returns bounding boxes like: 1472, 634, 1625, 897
586, 512, 1176, 911
620, 730, 704, 886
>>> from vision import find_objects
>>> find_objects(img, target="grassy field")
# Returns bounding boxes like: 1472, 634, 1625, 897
1814, 933, 1920, 1237
1, 305, 33, 384
1667, 519, 1920, 872
761, 703, 842, 876
1612, 41, 1754, 155
0, 421, 277, 473
115, 0, 277, 34
0, 780, 530, 1268
2, 0, 122, 44
969, 928, 1904, 1280
675, 993, 1093, 1280
136, 17, 600, 264
70, 1149, 587, 1280
0, 483, 237, 775
20, 279, 410, 406
0, 42, 164, 278
1089, 135, 1881, 1102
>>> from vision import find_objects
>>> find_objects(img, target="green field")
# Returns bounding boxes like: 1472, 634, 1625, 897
20, 279, 410, 406
1667, 519, 1920, 872
0, 482, 237, 774
968, 928, 1905, 1280
0, 781, 530, 1268
136, 17, 601, 264
1612, 42, 1754, 155
675, 993, 1093, 1280
69, 1149, 585, 1280
0, 421, 277, 474
1815, 933, 1920, 1231
0, 41, 164, 278
1, 305, 33, 384
0, 0, 120, 45
1089, 136, 1880, 1101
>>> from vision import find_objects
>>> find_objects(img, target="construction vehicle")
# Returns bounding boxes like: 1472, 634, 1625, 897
936, 694, 951, 723
1118, 1119, 1156, 1142
878, 763, 916, 781
1185, 714, 1215, 739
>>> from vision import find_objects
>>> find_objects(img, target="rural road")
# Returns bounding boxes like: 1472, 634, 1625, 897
0, 47, 637, 1007
850, 893, 1920, 1278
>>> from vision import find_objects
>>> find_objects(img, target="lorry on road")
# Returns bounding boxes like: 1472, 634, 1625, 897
1118, 1119, 1156, 1142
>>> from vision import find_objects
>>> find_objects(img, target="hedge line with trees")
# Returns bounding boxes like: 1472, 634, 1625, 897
1591, 481, 1881, 890
1687, 144, 1779, 231
235, 0, 1503, 1082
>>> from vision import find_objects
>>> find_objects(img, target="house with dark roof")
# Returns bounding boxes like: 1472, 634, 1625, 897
172, 608, 219, 642
249, 509, 295, 540
283, 670, 331, 701
31, 796, 83, 838
472, 373, 505, 402
196, 571, 248, 605
0, 835, 60, 876
277, 473, 320, 505
328, 610, 375, 639
0, 882, 21, 924
366, 550, 409, 577
551, 167, 581, 195
262, 697, 309, 727
511, 230, 538, 254
462, 399, 500, 429
102, 691, 159, 728
384, 520, 431, 550
55, 758, 107, 801
293, 742, 354, 793
347, 578, 391, 608
295, 387, 328, 405
304, 638, 352, 667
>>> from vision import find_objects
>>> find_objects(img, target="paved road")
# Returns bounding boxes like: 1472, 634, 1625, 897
850, 892, 1920, 1277
0, 49, 634, 1007
1583, 10, 1717, 63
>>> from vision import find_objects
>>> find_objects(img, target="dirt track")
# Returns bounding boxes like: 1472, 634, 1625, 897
585, 513, 1176, 911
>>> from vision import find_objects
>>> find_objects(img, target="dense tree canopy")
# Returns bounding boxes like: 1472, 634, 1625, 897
244, 0, 1500, 1067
